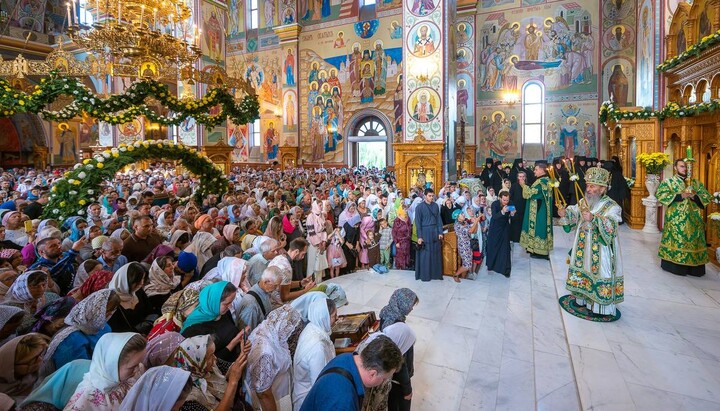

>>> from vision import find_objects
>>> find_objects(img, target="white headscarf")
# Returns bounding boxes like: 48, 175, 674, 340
108, 263, 139, 309
119, 366, 190, 411
65, 332, 140, 411
184, 231, 217, 272
290, 291, 327, 323
358, 322, 416, 355
203, 256, 246, 288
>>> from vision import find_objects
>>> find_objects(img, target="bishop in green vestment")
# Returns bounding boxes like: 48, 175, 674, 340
520, 161, 553, 258
657, 159, 712, 277
559, 167, 623, 317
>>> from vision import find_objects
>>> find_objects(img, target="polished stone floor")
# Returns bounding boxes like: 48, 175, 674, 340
331, 225, 720, 411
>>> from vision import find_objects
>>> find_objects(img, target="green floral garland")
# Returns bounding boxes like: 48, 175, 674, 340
41, 140, 229, 221
657, 29, 720, 72
599, 99, 720, 124
0, 74, 259, 127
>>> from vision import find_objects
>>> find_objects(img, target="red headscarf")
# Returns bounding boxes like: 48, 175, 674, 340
75, 270, 114, 300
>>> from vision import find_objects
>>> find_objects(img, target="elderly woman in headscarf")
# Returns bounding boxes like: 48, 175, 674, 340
156, 210, 174, 240
2, 210, 29, 247
106, 262, 152, 334
305, 199, 328, 283
391, 203, 412, 270
30, 296, 76, 338
142, 332, 185, 369
147, 287, 199, 341
246, 305, 304, 411
184, 231, 217, 273
0, 305, 25, 347
202, 256, 247, 323
41, 289, 120, 378
119, 366, 192, 411
144, 256, 182, 314
0, 333, 51, 403
64, 332, 147, 411
292, 298, 336, 410
337, 201, 358, 231
379, 288, 419, 330
61, 217, 87, 252
181, 281, 245, 363
3, 270, 58, 333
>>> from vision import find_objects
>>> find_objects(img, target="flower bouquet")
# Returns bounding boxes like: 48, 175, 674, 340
636, 152, 671, 175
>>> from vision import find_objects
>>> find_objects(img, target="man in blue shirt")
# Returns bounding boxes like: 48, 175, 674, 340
30, 236, 85, 295
300, 335, 402, 411
97, 237, 128, 272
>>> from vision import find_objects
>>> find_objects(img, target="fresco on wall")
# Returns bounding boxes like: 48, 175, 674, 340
482, 0, 514, 8
78, 113, 98, 148
298, 0, 355, 24
116, 119, 143, 145
227, 0, 245, 38
456, 15, 475, 145
476, 4, 597, 99
201, 1, 227, 63
601, 0, 636, 106
377, 0, 402, 12
602, 58, 633, 106
476, 109, 520, 161
8, 0, 47, 33
178, 117, 198, 146
99, 122, 113, 147
53, 122, 78, 164
298, 18, 403, 163
229, 122, 249, 163
544, 102, 597, 161
636, 0, 654, 107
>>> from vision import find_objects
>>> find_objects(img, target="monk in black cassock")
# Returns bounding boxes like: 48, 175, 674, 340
509, 170, 527, 243
487, 191, 515, 277
414, 188, 444, 282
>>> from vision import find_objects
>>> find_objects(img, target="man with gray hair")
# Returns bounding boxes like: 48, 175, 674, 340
246, 237, 282, 285
237, 266, 283, 331
98, 236, 128, 273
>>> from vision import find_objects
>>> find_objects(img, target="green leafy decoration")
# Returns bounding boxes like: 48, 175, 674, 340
0, 74, 259, 127
599, 99, 720, 124
42, 140, 229, 221
657, 29, 720, 72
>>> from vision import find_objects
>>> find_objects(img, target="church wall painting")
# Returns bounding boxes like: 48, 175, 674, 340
227, 0, 245, 39
636, 0, 654, 108
476, 107, 520, 161
297, 0, 355, 25
298, 16, 403, 162
200, 0, 227, 64
602, 57, 634, 106
543, 101, 597, 162
476, 4, 597, 100
229, 122, 249, 163
456, 15, 475, 145
601, 0, 636, 107
52, 122, 78, 165
77, 113, 98, 148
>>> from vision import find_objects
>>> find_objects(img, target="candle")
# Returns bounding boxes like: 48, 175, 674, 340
687, 145, 692, 160
66, 3, 71, 25
140, 5, 144, 26
117, 2, 121, 22
71, 0, 77, 25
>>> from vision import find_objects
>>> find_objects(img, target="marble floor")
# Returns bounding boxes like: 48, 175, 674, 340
331, 225, 720, 411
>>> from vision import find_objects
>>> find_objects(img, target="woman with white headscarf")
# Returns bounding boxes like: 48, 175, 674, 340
64, 332, 147, 411
107, 262, 152, 334
119, 366, 192, 411
292, 298, 336, 410
184, 231, 217, 272
305, 199, 328, 284
202, 256, 247, 323
156, 211, 174, 240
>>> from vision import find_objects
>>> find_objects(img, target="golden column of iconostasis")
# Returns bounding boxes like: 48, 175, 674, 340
274, 23, 302, 170
396, 0, 455, 195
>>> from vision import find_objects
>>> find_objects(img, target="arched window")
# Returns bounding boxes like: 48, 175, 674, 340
349, 116, 388, 168
522, 82, 544, 145
248, 0, 259, 29
355, 117, 387, 137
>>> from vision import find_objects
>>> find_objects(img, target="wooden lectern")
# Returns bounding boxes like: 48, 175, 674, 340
441, 224, 458, 276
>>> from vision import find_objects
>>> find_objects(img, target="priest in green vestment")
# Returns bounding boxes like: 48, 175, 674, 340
520, 160, 553, 259
657, 159, 712, 277
559, 167, 623, 317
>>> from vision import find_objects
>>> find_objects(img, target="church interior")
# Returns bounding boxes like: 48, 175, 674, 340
2, 0, 720, 410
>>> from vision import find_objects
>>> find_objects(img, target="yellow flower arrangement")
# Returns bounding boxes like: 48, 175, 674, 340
97, 163, 104, 169
78, 199, 86, 205
636, 152, 671, 175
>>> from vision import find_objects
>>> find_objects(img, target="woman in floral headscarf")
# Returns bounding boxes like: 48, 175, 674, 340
0, 248, 24, 271
246, 305, 303, 411
142, 331, 184, 369
30, 296, 76, 337
147, 287, 200, 341
171, 334, 228, 410
41, 289, 120, 378
378, 288, 419, 330
3, 270, 57, 333
68, 269, 114, 301
144, 256, 182, 314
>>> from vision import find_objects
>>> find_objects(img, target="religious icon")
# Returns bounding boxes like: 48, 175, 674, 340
408, 88, 439, 123
409, 23, 439, 57
334, 31, 345, 48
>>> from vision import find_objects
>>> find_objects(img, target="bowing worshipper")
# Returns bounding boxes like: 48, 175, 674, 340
142, 332, 185, 370
0, 305, 25, 347
106, 262, 154, 334
558, 167, 624, 318
340, 214, 362, 275
41, 290, 119, 377
520, 160, 553, 260
64, 332, 147, 411
486, 191, 515, 278
184, 231, 218, 273
211, 224, 240, 255
168, 230, 192, 256
32, 305, 72, 344
413, 189, 443, 282
509, 171, 528, 243
359, 322, 417, 411
147, 288, 199, 340
0, 333, 50, 403
237, 267, 283, 333
119, 366, 192, 411
246, 305, 304, 411
67, 269, 114, 301
171, 334, 251, 411
72, 259, 102, 288
379, 288, 418, 330
144, 256, 183, 314
18, 359, 91, 411
293, 298, 337, 410
657, 159, 712, 277
3, 270, 59, 333
181, 281, 246, 363
202, 256, 248, 322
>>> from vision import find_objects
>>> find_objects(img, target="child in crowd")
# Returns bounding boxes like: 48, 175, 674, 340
327, 227, 346, 278
378, 218, 393, 268
366, 231, 380, 268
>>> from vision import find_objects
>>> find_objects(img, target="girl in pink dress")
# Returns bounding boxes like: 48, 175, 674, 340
326, 227, 347, 278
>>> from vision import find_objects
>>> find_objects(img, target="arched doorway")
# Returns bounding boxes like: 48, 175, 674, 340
345, 111, 393, 169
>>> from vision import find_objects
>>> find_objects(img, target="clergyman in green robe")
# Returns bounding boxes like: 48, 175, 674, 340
520, 160, 553, 259
656, 159, 712, 277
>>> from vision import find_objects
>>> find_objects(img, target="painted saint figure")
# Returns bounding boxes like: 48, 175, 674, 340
265, 122, 278, 160
360, 63, 375, 103
412, 91, 434, 122
284, 49, 296, 86
373, 43, 387, 95
413, 25, 436, 56
411, 0, 435, 16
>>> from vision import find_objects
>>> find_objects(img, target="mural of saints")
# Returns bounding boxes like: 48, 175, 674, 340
284, 49, 295, 86
360, 60, 375, 103
264, 0, 275, 28
412, 91, 435, 122
479, 112, 517, 160
307, 82, 319, 126
229, 124, 249, 162
203, 10, 224, 62
58, 124, 76, 163
544, 122, 562, 161
348, 44, 363, 97
560, 116, 578, 159
373, 41, 387, 95
524, 23, 542, 60
411, 0, 435, 16
393, 74, 403, 142
265, 121, 279, 160
457, 79, 469, 122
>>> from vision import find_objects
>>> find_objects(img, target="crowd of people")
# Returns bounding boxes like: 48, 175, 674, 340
0, 151, 679, 410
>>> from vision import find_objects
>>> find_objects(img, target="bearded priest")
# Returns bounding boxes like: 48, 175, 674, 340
558, 167, 624, 317
656, 159, 712, 277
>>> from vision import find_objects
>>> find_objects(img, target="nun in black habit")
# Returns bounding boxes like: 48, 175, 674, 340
509, 171, 527, 243
414, 189, 444, 282
486, 192, 514, 277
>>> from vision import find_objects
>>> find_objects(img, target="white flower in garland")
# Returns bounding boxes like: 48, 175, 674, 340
77, 172, 86, 179
95, 156, 104, 163
52, 209, 59, 214
87, 189, 94, 195
68, 179, 76, 184
77, 210, 85, 215
133, 141, 142, 148
102, 152, 111, 159
570, 174, 579, 182
551, 181, 560, 188
69, 190, 77, 195
86, 164, 94, 170
74, 164, 81, 169
119, 147, 127, 152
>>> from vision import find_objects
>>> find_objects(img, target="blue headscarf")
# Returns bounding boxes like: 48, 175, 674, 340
68, 217, 87, 242
20, 359, 91, 409
180, 281, 230, 332
0, 200, 16, 211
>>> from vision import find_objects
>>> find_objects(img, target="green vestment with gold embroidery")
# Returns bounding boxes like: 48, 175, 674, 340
657, 175, 712, 266
561, 195, 624, 313
520, 176, 553, 255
